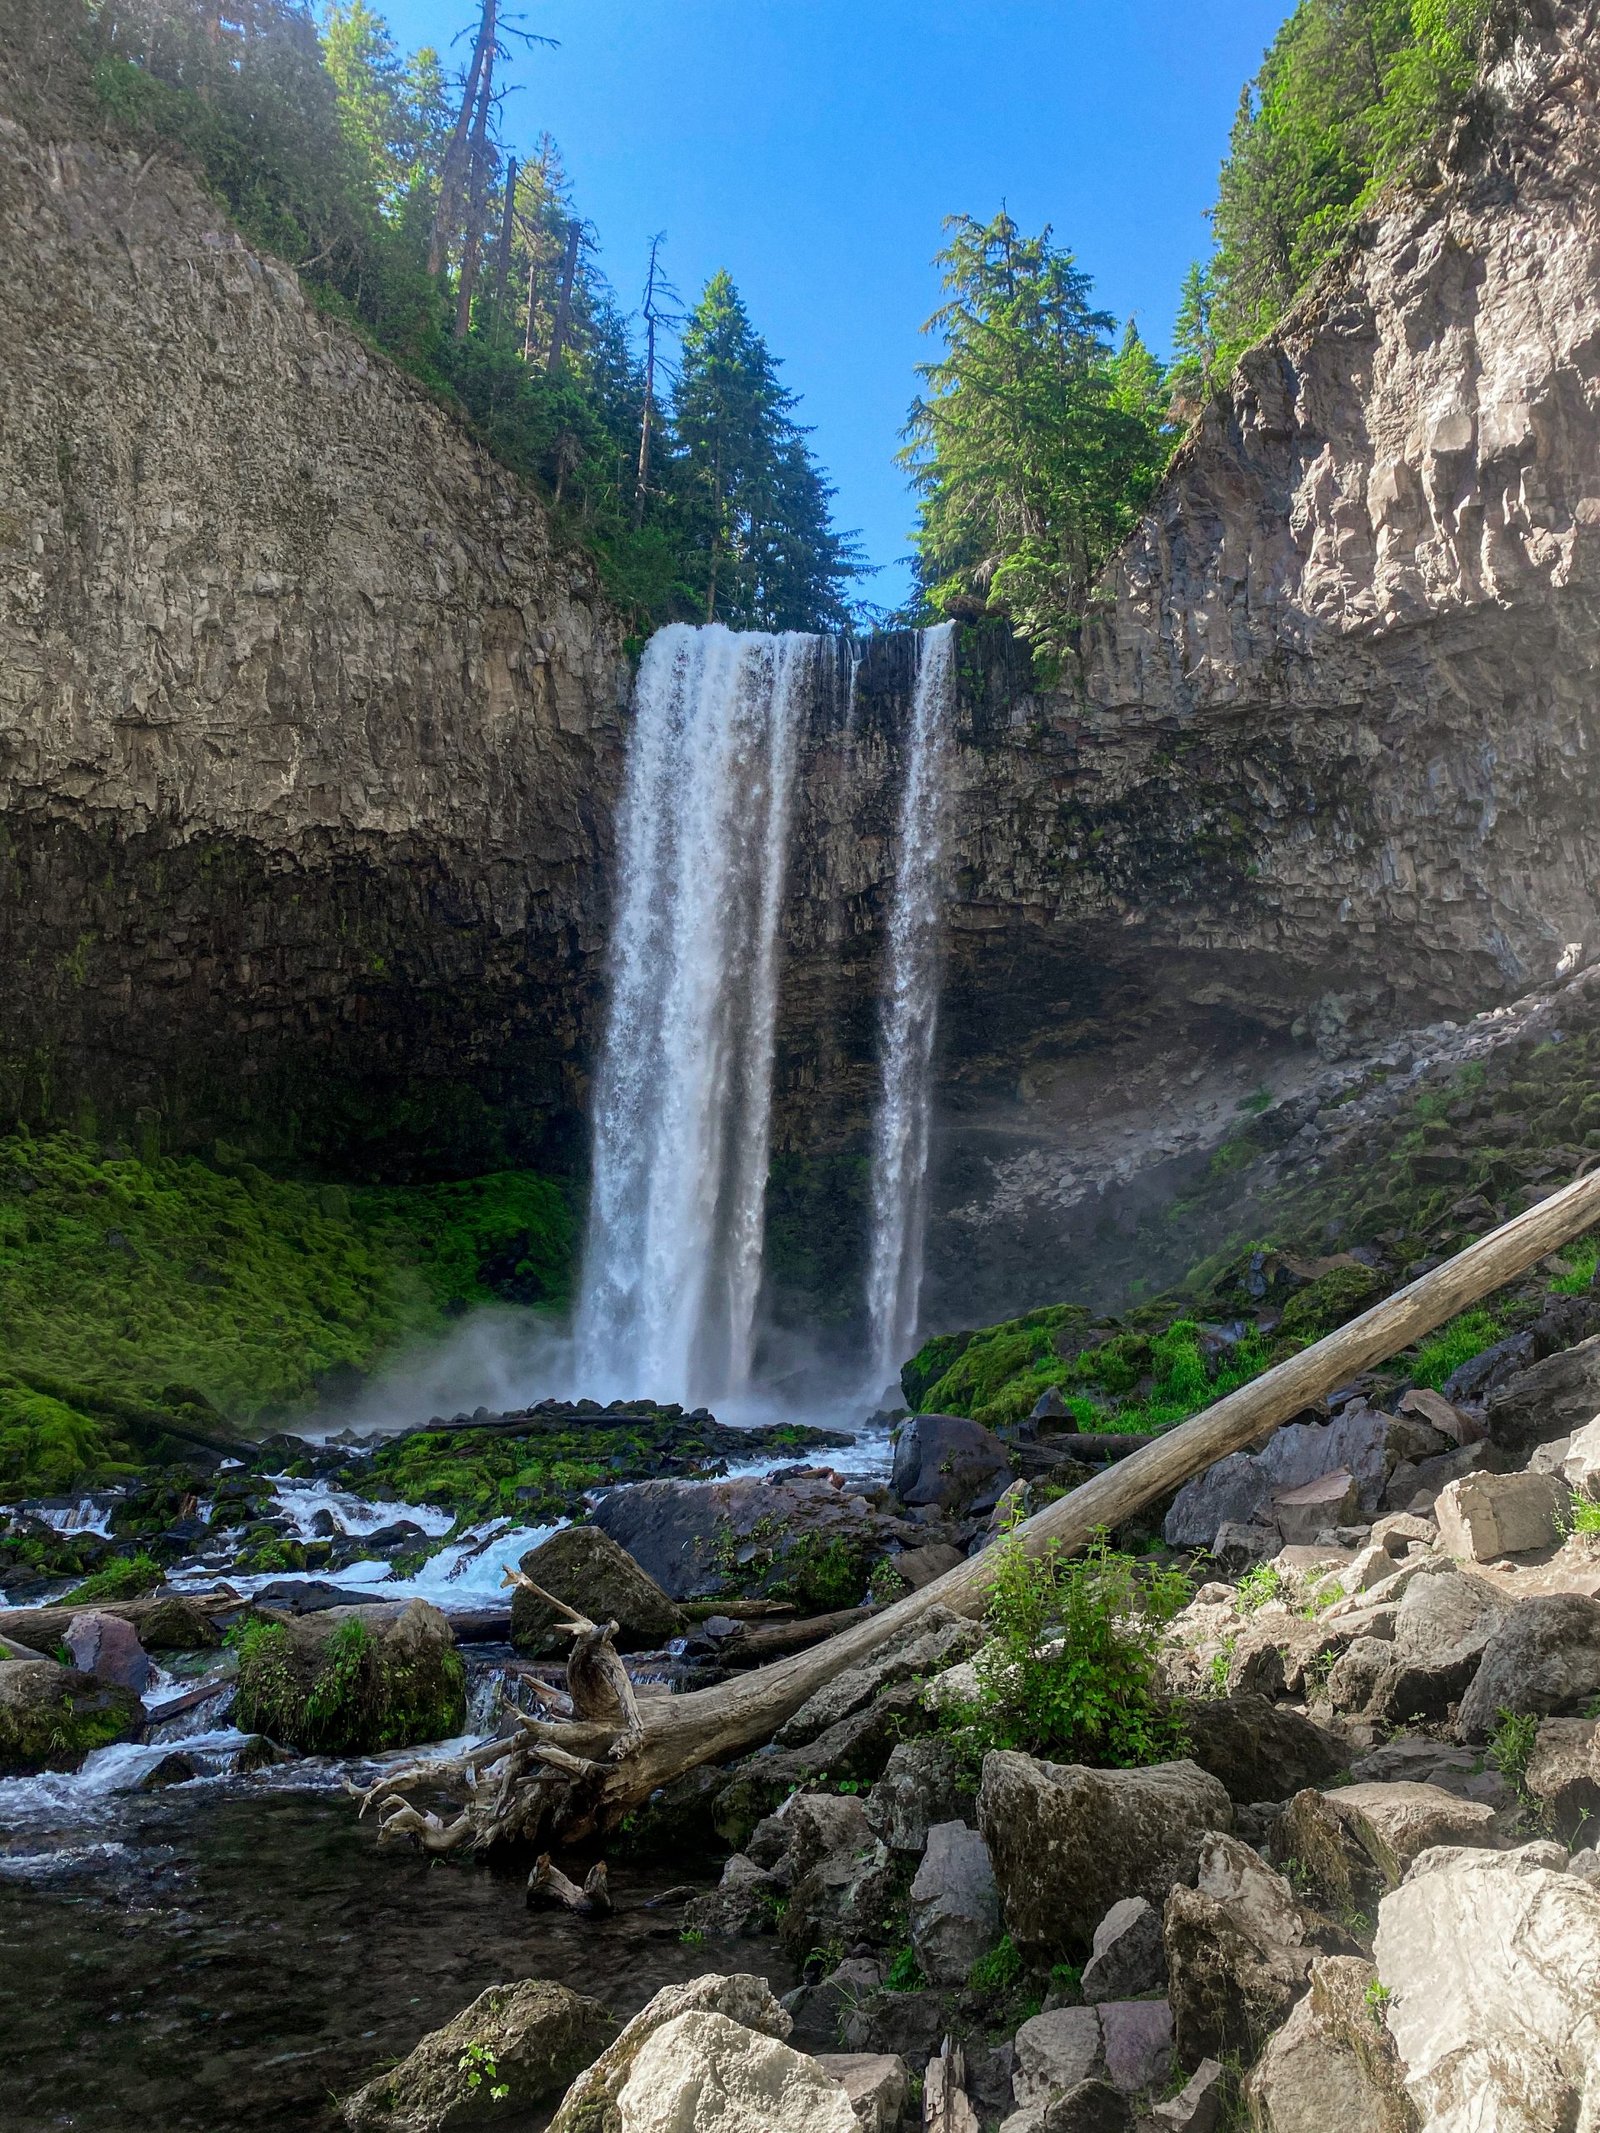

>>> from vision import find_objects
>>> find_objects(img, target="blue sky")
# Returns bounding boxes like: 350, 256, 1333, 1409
373, 0, 1291, 605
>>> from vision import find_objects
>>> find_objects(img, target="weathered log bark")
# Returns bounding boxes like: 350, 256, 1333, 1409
711, 1604, 879, 1661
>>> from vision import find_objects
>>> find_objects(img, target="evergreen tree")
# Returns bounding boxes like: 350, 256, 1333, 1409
901, 211, 1170, 665
671, 271, 862, 631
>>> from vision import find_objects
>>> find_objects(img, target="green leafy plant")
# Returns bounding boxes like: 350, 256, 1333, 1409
1235, 1563, 1285, 1613
942, 1526, 1190, 1769
1364, 1977, 1392, 2026
457, 2042, 509, 2103
1487, 1707, 1540, 1805
1564, 1492, 1600, 1537
884, 1945, 922, 1992
968, 1935, 1025, 1993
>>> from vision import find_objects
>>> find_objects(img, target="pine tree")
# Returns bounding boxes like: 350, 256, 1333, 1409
671, 271, 862, 631
901, 211, 1169, 665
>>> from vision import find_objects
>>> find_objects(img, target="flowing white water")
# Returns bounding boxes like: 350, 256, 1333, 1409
864, 621, 958, 1385
574, 624, 813, 1405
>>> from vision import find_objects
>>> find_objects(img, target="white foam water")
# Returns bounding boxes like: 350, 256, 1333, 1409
574, 624, 814, 1406
864, 621, 958, 1385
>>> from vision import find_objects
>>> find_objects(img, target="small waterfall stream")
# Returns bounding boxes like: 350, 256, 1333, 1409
864, 620, 957, 1384
574, 624, 813, 1405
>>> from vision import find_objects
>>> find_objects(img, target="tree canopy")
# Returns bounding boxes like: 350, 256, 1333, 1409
84, 0, 863, 634
901, 211, 1171, 666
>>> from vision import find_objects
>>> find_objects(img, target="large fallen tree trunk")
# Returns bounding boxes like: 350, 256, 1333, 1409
369, 1164, 1600, 1847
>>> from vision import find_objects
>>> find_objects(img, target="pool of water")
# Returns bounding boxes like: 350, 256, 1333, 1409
0, 1783, 787, 2133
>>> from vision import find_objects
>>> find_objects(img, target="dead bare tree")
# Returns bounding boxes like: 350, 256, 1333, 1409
352, 1162, 1600, 1856
633, 233, 674, 530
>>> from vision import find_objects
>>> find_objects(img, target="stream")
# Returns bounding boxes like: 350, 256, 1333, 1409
0, 1418, 889, 2133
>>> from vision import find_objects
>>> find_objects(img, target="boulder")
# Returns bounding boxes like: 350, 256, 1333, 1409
977, 1754, 1232, 1960
908, 1821, 1001, 1985
1165, 1404, 1412, 1550
774, 1610, 977, 1746
63, 1609, 152, 1693
1488, 1333, 1600, 1461
1562, 1413, 1600, 1497
1433, 1471, 1565, 1562
1272, 1470, 1359, 1546
1359, 1561, 1508, 1725
1211, 1521, 1276, 1573
682, 1854, 782, 1939
1178, 1694, 1348, 1804
613, 2010, 858, 2133
1080, 1897, 1166, 2005
1347, 1736, 1512, 1809
1316, 1781, 1499, 1884
137, 1593, 223, 1649
782, 1958, 886, 2055
1011, 2009, 1104, 2110
714, 1682, 934, 1843
1456, 1591, 1600, 1741
1163, 1881, 1308, 2070
341, 1979, 616, 2132
1242, 1956, 1416, 2133
1016, 2079, 1134, 2132
781, 1839, 900, 1963
510, 1525, 684, 1652
548, 1974, 793, 2133
1095, 2000, 1172, 2094
890, 1415, 1011, 1514
1525, 1716, 1600, 1841
767, 1791, 874, 1880
814, 2053, 909, 2133
591, 1475, 908, 1603
233, 1599, 464, 1755
0, 1657, 142, 1774
865, 1737, 974, 1852
1374, 1850, 1600, 2132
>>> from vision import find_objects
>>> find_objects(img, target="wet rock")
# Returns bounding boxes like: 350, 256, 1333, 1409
136, 1750, 198, 1790
510, 1525, 684, 1653
341, 1977, 617, 2132
230, 1732, 297, 1774
1374, 1849, 1600, 2132
814, 2051, 909, 2133
889, 1542, 965, 1590
978, 1753, 1231, 1960
890, 1415, 1012, 1514
0, 1657, 142, 1774
865, 1736, 975, 1852
1242, 1955, 1415, 2133
234, 1599, 464, 1755
1178, 1693, 1348, 1804
908, 1820, 1000, 1984
1434, 1470, 1565, 1561
548, 1974, 793, 2133
1080, 1897, 1166, 2005
613, 2009, 857, 2133
591, 1475, 911, 1603
64, 1609, 152, 1693
1456, 1592, 1600, 1742
615, 1764, 726, 1859
780, 1837, 900, 1963
1525, 1716, 1600, 1841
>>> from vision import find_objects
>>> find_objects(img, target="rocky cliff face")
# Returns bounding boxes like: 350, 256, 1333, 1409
763, 1, 1600, 1331
0, 6, 629, 1175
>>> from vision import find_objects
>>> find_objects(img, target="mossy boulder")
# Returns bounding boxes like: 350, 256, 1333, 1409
234, 1599, 465, 1755
0, 1657, 143, 1774
510, 1525, 684, 1654
341, 1978, 617, 2133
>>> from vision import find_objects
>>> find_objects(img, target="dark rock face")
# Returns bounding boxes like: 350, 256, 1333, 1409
509, 1526, 683, 1654
1178, 1694, 1349, 1806
890, 1414, 1012, 1512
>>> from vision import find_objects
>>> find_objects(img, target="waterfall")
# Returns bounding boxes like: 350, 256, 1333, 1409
864, 621, 958, 1387
574, 623, 812, 1405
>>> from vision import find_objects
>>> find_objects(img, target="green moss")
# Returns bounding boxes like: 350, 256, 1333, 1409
1277, 1264, 1381, 1340
0, 1668, 142, 1775
233, 1615, 466, 1755
61, 1553, 162, 1604
0, 1130, 574, 1497
1407, 1309, 1507, 1390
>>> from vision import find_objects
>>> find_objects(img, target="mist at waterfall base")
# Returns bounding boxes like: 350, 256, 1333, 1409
344, 621, 956, 1436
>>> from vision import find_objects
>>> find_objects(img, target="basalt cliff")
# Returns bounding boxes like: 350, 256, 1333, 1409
3, 2, 1600, 1333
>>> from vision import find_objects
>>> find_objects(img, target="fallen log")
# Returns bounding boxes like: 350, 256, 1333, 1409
370, 1164, 1600, 1847
706, 1603, 878, 1662
0, 1586, 244, 1653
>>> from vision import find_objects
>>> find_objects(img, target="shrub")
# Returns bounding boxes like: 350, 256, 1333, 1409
943, 1527, 1190, 1769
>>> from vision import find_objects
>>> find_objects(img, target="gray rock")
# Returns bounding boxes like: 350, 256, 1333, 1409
510, 1525, 683, 1652
591, 1476, 909, 1602
1488, 1333, 1600, 1461
63, 1610, 152, 1693
612, 2010, 858, 2133
1360, 1560, 1509, 1724
681, 1854, 781, 1939
1011, 2008, 1104, 2110
0, 1657, 143, 1775
1375, 1850, 1600, 2131
1178, 1692, 1349, 1803
342, 1978, 616, 2132
1434, 1470, 1565, 1562
1562, 1413, 1600, 1497
774, 1609, 977, 1746
1036, 2079, 1134, 2132
782, 1957, 885, 2054
1149, 2060, 1228, 2132
1457, 1592, 1600, 1742
1525, 1716, 1600, 1842
978, 1753, 1232, 1960
1273, 1469, 1360, 1546
908, 1821, 1001, 1985
1095, 1999, 1171, 2094
1162, 1839, 1316, 2072
547, 1974, 792, 2133
781, 1838, 900, 1964
865, 1736, 974, 1852
1165, 1404, 1410, 1550
1080, 1898, 1165, 2005
814, 2052, 910, 2133
1242, 1956, 1414, 2133
1349, 1736, 1513, 1810
891, 1415, 1012, 1513
1210, 1522, 1277, 1574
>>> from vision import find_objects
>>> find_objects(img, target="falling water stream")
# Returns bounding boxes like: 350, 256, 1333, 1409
864, 621, 958, 1384
574, 624, 814, 1405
